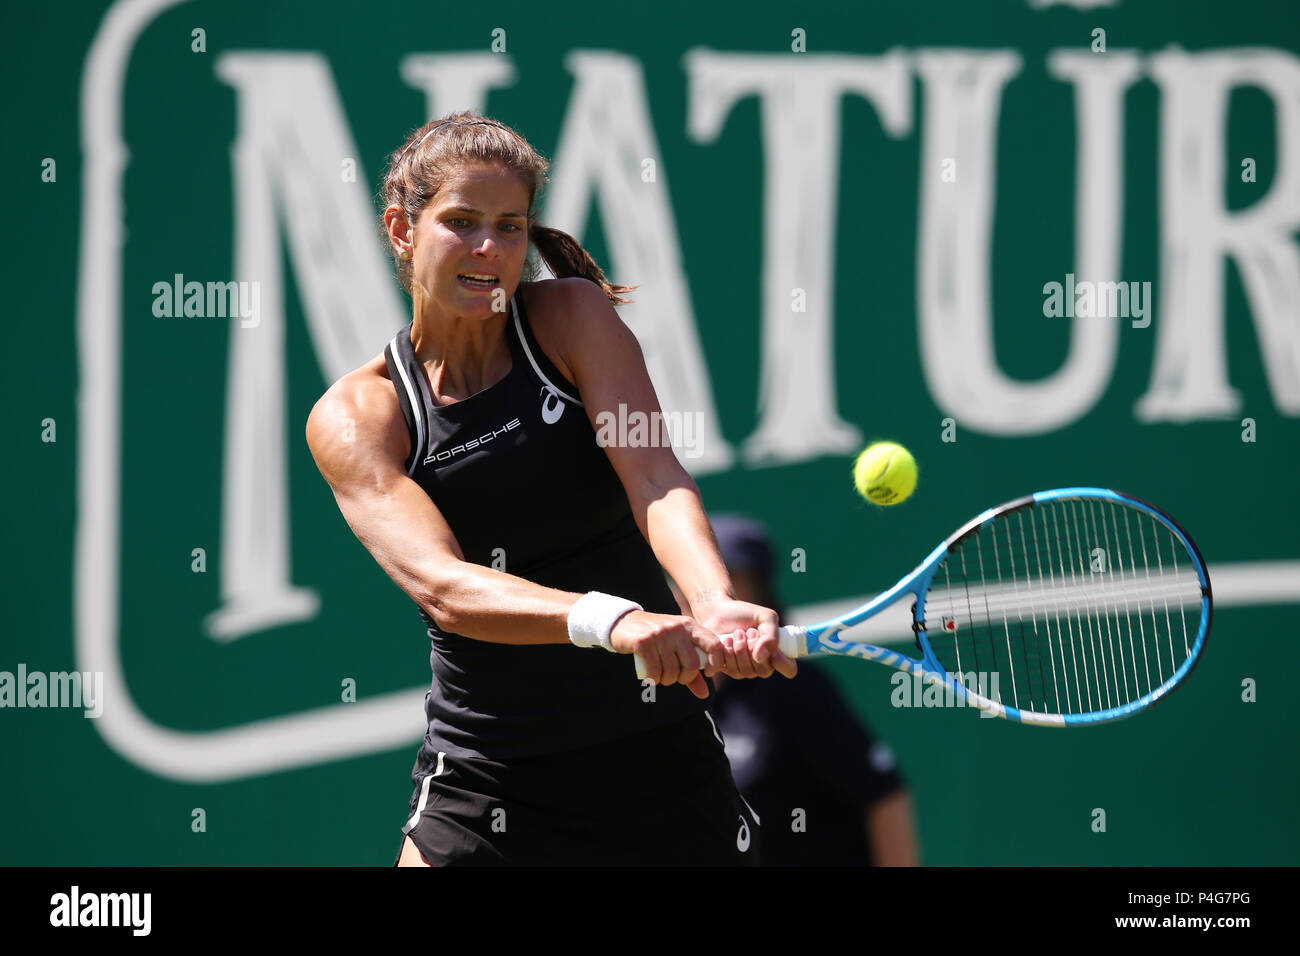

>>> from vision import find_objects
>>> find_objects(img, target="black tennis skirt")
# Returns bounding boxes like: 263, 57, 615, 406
394, 712, 760, 866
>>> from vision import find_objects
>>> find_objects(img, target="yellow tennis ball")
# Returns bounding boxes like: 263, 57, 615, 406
853, 442, 917, 505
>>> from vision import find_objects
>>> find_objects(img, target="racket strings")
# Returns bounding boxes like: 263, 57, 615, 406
922, 497, 1203, 717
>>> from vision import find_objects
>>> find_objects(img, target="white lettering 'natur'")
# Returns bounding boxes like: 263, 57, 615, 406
49, 886, 151, 936
0, 665, 103, 718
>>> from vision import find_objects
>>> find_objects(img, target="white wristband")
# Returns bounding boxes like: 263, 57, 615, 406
567, 591, 642, 652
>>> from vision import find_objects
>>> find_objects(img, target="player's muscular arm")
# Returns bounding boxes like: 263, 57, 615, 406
547, 280, 731, 600
552, 278, 796, 679
306, 367, 718, 696
306, 371, 575, 646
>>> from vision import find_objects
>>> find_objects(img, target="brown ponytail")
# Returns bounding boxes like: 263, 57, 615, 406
528, 223, 637, 305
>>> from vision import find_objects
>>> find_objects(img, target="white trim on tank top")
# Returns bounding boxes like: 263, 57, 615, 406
388, 329, 427, 477
511, 295, 582, 406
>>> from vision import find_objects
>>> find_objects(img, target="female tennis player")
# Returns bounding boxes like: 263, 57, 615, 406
305, 110, 797, 866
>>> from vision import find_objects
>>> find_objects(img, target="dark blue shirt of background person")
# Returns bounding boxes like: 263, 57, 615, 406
699, 514, 922, 867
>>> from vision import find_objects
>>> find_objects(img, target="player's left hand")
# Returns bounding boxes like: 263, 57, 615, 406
691, 599, 797, 680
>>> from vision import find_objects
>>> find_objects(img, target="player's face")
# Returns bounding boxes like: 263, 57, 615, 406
411, 162, 530, 317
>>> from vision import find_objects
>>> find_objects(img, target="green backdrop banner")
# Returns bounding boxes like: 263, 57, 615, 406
3, 0, 1297, 864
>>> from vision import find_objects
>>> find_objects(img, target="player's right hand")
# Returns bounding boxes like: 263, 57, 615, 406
609, 612, 723, 699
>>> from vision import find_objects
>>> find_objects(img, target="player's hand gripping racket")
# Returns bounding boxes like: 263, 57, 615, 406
635, 488, 1212, 726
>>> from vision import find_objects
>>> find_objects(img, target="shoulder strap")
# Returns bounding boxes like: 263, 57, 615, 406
383, 325, 428, 475
510, 288, 582, 406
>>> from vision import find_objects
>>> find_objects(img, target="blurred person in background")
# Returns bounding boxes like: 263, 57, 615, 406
677, 514, 922, 867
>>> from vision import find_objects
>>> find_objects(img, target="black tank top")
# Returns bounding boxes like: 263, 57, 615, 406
384, 283, 705, 760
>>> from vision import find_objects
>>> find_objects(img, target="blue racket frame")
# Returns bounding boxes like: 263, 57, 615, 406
784, 488, 1213, 726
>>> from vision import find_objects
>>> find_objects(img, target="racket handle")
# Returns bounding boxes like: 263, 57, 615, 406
633, 626, 805, 681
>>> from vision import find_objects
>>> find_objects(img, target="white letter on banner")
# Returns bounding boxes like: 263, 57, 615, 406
1138, 49, 1300, 421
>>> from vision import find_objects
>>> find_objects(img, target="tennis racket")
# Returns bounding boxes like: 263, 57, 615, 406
634, 488, 1212, 726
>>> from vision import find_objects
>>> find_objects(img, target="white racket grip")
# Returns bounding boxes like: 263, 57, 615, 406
633, 626, 807, 681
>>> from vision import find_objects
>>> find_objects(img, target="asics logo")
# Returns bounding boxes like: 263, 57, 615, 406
540, 386, 564, 424
736, 815, 751, 853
